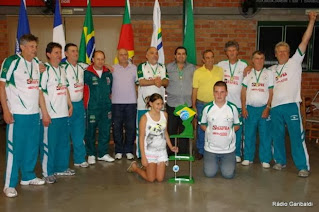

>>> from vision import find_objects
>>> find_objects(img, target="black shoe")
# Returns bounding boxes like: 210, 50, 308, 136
195, 152, 203, 160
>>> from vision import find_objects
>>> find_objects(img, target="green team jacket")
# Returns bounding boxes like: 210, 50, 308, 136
83, 64, 112, 110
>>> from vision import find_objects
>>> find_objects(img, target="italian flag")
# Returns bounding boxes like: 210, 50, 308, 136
115, 0, 134, 64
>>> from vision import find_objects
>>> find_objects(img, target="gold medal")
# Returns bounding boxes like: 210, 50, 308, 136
230, 76, 234, 81
27, 78, 33, 84
179, 76, 183, 80
256, 83, 259, 86
58, 83, 62, 88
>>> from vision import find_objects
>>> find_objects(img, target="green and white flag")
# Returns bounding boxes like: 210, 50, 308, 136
183, 0, 196, 65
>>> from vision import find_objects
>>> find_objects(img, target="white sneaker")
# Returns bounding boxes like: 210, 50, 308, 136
115, 153, 122, 160
98, 154, 115, 162
298, 169, 309, 178
241, 160, 252, 166
74, 162, 89, 168
236, 156, 242, 163
20, 177, 45, 186
3, 187, 18, 198
261, 162, 270, 169
126, 153, 135, 160
88, 156, 96, 165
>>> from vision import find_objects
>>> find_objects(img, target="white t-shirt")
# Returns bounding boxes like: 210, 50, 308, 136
200, 101, 240, 154
40, 63, 69, 118
269, 49, 304, 108
63, 61, 87, 102
242, 68, 274, 107
96, 70, 103, 78
0, 54, 40, 114
136, 62, 168, 110
218, 59, 247, 108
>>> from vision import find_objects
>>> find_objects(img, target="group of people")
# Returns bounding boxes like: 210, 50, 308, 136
0, 11, 316, 198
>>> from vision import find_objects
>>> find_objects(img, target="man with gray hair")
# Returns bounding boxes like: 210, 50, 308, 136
0, 34, 45, 198
269, 12, 317, 177
218, 41, 247, 163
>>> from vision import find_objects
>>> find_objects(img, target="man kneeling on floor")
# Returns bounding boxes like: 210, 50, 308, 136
199, 81, 241, 179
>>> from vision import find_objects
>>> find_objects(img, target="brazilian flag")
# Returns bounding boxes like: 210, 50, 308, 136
79, 0, 95, 64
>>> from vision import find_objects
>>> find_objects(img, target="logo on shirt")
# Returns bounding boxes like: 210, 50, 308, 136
106, 77, 111, 85
275, 72, 287, 82
290, 115, 299, 121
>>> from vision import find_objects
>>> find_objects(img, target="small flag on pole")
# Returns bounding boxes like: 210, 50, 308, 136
53, 0, 66, 59
183, 0, 196, 65
15, 0, 30, 54
114, 0, 135, 64
151, 0, 164, 64
79, 0, 95, 64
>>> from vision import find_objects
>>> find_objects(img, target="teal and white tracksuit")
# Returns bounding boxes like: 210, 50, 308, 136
242, 68, 273, 163
62, 61, 87, 164
0, 54, 41, 188
269, 48, 309, 171
40, 63, 70, 177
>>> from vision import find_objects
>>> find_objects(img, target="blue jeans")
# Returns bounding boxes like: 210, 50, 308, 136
204, 150, 236, 179
112, 104, 137, 154
196, 101, 205, 155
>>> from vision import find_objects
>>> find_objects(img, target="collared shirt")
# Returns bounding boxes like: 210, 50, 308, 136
269, 49, 304, 108
218, 59, 247, 108
242, 68, 274, 107
136, 61, 168, 110
199, 101, 240, 154
62, 61, 87, 102
112, 63, 137, 104
40, 63, 69, 118
193, 65, 224, 102
0, 54, 40, 114
166, 61, 195, 107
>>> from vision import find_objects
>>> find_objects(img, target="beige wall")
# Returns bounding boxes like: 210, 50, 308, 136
7, 15, 122, 64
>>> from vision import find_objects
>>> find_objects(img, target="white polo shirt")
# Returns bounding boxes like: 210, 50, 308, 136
40, 63, 69, 119
269, 49, 304, 108
136, 62, 168, 110
200, 101, 240, 154
217, 59, 247, 108
0, 54, 40, 114
62, 61, 87, 102
242, 68, 274, 107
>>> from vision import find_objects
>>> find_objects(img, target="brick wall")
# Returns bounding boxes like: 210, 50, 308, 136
0, 19, 9, 66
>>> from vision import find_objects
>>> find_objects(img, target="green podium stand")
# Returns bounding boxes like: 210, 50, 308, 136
168, 104, 195, 184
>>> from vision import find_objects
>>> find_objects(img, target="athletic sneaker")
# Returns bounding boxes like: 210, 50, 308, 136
126, 153, 135, 160
273, 163, 286, 171
43, 175, 57, 184
236, 156, 242, 163
55, 168, 75, 176
88, 156, 96, 165
115, 153, 122, 160
20, 177, 45, 186
261, 162, 270, 169
298, 169, 309, 178
98, 154, 115, 162
3, 187, 18, 198
241, 160, 252, 166
74, 162, 89, 168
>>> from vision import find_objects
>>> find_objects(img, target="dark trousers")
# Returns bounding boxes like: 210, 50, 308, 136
166, 104, 190, 155
112, 104, 137, 154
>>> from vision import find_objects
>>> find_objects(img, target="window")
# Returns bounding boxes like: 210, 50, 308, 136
257, 22, 319, 71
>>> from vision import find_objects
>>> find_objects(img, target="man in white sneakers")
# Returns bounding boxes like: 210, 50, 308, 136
269, 12, 317, 177
112, 49, 137, 160
62, 43, 89, 168
218, 41, 248, 163
241, 51, 273, 168
199, 81, 240, 179
0, 34, 45, 198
